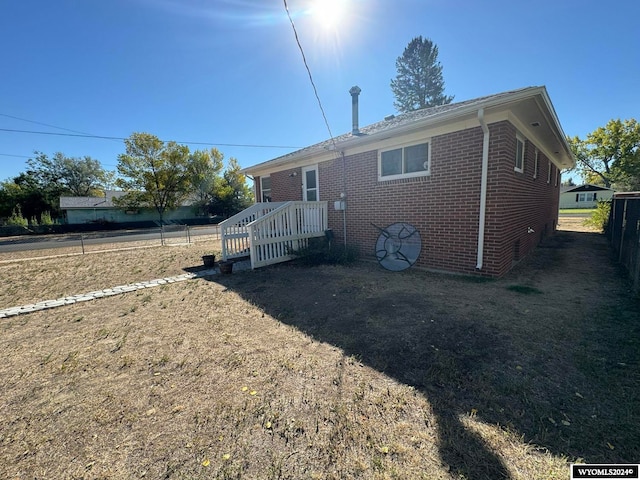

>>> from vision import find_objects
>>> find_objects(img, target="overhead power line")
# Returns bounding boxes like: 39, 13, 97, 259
0, 153, 32, 159
0, 128, 302, 149
282, 0, 337, 151
0, 113, 100, 137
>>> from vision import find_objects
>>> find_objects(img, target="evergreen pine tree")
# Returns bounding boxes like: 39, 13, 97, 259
391, 36, 454, 112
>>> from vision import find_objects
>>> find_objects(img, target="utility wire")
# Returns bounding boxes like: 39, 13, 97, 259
0, 112, 122, 147
0, 153, 32, 159
0, 113, 103, 137
283, 0, 338, 152
0, 128, 302, 149
282, 0, 346, 249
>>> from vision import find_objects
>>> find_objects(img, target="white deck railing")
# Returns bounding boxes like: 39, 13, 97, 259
248, 201, 328, 269
220, 202, 287, 260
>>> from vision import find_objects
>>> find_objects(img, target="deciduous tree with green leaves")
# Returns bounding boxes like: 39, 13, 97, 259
568, 119, 640, 190
391, 36, 454, 113
0, 151, 112, 222
0, 180, 27, 221
209, 158, 253, 218
115, 133, 193, 225
27, 151, 111, 197
188, 148, 224, 216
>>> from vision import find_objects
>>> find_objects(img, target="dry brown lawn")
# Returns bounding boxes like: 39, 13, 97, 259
0, 218, 638, 479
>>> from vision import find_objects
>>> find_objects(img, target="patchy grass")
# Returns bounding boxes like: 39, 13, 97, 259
559, 209, 595, 214
0, 241, 220, 308
0, 222, 638, 479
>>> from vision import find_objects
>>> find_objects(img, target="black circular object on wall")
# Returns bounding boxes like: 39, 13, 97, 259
374, 222, 421, 271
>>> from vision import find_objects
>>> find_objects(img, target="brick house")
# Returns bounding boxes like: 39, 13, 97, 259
238, 86, 574, 277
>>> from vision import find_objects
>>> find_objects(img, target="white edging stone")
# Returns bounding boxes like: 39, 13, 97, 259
0, 265, 239, 319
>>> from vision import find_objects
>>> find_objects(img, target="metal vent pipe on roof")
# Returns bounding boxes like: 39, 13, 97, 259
349, 86, 361, 135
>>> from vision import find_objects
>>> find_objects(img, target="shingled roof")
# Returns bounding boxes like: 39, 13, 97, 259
60, 191, 127, 209
561, 184, 614, 194
244, 86, 575, 173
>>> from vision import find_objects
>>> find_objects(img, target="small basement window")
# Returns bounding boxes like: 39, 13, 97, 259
379, 142, 430, 180
514, 134, 525, 173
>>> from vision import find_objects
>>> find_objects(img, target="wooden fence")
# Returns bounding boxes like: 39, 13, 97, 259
609, 193, 640, 293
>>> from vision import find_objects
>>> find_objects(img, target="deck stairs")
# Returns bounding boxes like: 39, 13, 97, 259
220, 201, 328, 269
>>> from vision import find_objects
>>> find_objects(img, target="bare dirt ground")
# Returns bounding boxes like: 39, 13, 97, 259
0, 218, 637, 479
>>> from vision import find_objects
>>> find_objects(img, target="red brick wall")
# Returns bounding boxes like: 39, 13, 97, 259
257, 168, 303, 202
254, 177, 261, 202
482, 121, 560, 276
320, 128, 485, 275
262, 120, 561, 277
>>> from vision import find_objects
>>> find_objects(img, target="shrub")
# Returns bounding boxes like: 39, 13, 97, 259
583, 200, 611, 232
289, 237, 359, 266
40, 211, 54, 226
6, 206, 28, 227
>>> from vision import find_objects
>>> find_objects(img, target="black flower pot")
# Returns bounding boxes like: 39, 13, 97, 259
202, 255, 216, 268
219, 260, 233, 274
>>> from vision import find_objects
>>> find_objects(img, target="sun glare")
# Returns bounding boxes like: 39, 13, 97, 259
310, 0, 348, 29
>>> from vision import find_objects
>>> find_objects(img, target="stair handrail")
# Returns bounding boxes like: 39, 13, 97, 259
246, 201, 328, 269
220, 202, 288, 260
219, 201, 288, 228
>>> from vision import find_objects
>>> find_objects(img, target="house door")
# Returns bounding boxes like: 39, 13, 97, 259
302, 166, 318, 201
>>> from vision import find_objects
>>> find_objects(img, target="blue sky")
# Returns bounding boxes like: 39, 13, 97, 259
1, 0, 638, 184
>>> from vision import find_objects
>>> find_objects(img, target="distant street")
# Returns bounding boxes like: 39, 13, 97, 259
0, 225, 220, 253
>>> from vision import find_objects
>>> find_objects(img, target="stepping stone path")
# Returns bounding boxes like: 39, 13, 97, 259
0, 260, 249, 319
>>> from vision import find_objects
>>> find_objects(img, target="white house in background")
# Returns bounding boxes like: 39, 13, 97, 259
59, 190, 199, 224
559, 184, 614, 209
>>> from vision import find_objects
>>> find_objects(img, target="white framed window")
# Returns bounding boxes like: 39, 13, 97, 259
379, 141, 430, 181
514, 134, 525, 173
533, 149, 539, 179
260, 176, 271, 202
577, 192, 596, 202
547, 160, 551, 184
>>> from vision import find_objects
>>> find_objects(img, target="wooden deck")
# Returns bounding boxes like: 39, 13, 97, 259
220, 201, 328, 269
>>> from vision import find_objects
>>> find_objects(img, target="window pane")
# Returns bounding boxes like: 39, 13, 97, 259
405, 143, 429, 173
306, 189, 317, 201
515, 138, 524, 170
305, 170, 316, 189
260, 177, 272, 202
381, 149, 402, 176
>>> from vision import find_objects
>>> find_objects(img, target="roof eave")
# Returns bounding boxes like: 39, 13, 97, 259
537, 88, 576, 169
244, 86, 575, 174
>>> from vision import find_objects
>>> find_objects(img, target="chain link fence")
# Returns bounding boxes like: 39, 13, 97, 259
0, 225, 221, 261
